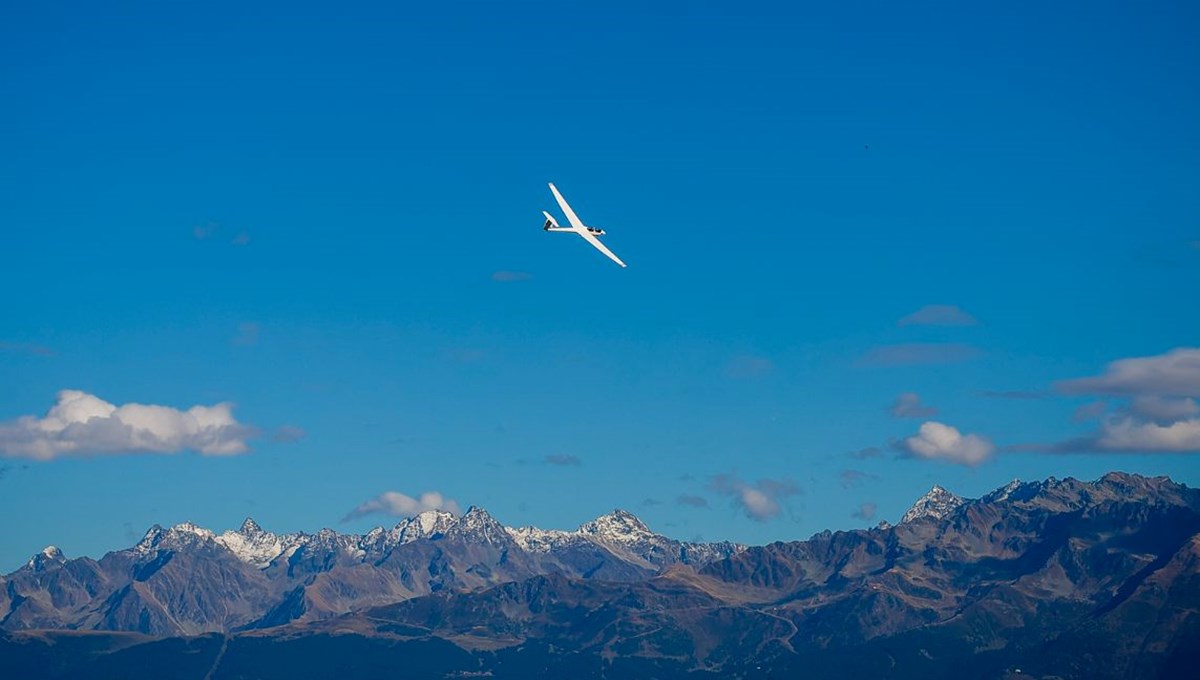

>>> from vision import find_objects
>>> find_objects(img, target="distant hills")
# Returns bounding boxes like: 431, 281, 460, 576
3, 472, 1199, 679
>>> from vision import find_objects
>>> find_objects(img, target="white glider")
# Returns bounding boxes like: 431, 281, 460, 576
542, 183, 626, 268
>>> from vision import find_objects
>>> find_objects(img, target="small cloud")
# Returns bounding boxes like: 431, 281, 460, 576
857, 343, 981, 367
272, 425, 307, 443
849, 446, 882, 460
979, 390, 1048, 400
641, 498, 663, 507
899, 421, 995, 466
232, 322, 260, 347
492, 271, 533, 282
342, 490, 461, 522
676, 494, 709, 508
1056, 347, 1200, 397
708, 473, 799, 522
898, 305, 979, 327
889, 392, 938, 419
725, 355, 774, 379
853, 502, 877, 521
544, 454, 581, 467
192, 222, 219, 240
1072, 401, 1108, 423
231, 232, 251, 246
839, 469, 877, 489
0, 390, 255, 460
0, 342, 55, 357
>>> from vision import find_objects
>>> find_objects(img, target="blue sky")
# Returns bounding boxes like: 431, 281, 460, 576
2, 1, 1198, 571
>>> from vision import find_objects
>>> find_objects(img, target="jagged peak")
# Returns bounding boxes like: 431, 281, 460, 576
132, 524, 165, 549
170, 521, 215, 539
239, 518, 265, 535
982, 478, 1023, 503
390, 509, 458, 544
901, 485, 965, 524
578, 508, 653, 542
447, 506, 509, 543
459, 506, 503, 527
26, 545, 67, 570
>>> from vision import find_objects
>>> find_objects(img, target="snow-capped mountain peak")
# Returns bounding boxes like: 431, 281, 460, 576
505, 526, 577, 552
171, 521, 215, 539
901, 485, 965, 523
577, 509, 653, 543
982, 479, 1023, 503
448, 506, 510, 543
215, 520, 286, 569
391, 509, 457, 544
25, 545, 67, 570
238, 517, 265, 535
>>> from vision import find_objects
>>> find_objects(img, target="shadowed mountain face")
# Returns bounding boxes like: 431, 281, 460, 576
2, 472, 1199, 679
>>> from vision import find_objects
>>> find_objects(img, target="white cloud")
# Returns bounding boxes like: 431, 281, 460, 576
1095, 415, 1200, 453
342, 490, 461, 522
708, 473, 799, 522
898, 304, 978, 327
1029, 399, 1200, 455
889, 392, 938, 418
901, 421, 995, 466
0, 390, 254, 460
1057, 347, 1200, 397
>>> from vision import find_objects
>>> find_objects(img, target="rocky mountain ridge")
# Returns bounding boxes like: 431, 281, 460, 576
0, 506, 742, 636
3, 472, 1199, 679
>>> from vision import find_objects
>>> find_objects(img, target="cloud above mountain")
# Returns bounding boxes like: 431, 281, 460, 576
342, 490, 462, 522
900, 421, 995, 466
0, 390, 254, 460
708, 473, 799, 521
1056, 347, 1200, 397
1034, 349, 1200, 454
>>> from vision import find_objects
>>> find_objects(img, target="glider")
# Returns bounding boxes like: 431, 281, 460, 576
542, 183, 626, 268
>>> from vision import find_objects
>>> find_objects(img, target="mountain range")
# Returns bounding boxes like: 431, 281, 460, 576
2, 472, 1199, 679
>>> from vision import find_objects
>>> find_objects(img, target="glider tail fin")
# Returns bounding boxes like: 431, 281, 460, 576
542, 211, 560, 230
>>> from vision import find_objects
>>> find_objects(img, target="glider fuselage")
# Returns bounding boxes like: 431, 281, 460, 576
545, 225, 605, 235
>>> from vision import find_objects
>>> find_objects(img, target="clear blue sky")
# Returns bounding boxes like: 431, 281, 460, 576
2, 1, 1198, 571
